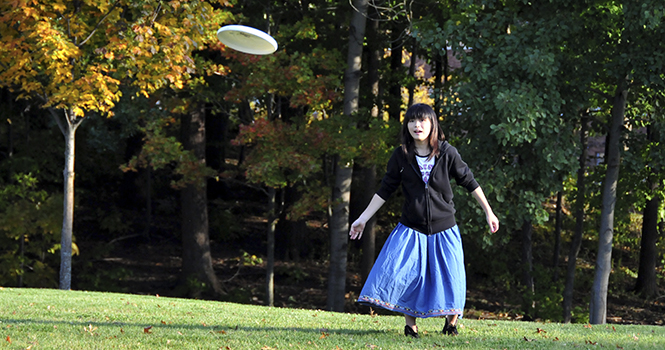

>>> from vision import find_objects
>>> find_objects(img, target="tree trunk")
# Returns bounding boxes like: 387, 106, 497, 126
407, 40, 417, 107
521, 219, 535, 316
326, 0, 367, 312
367, 16, 381, 119
563, 113, 588, 323
360, 166, 377, 282
328, 157, 353, 311
552, 191, 563, 282
590, 84, 627, 324
342, 0, 367, 118
180, 105, 223, 298
49, 107, 82, 291
358, 14, 380, 283
60, 126, 75, 290
634, 124, 661, 299
634, 192, 660, 298
388, 26, 403, 122
433, 51, 444, 116
351, 163, 377, 283
266, 187, 276, 306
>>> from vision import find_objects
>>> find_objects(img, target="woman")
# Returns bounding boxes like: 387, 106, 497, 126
349, 103, 499, 338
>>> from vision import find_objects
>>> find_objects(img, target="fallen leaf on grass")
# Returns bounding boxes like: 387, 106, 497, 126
144, 326, 153, 334
523, 337, 535, 342
616, 345, 624, 349
84, 324, 98, 335
320, 332, 329, 339
536, 328, 547, 334
632, 334, 639, 341
6, 336, 10, 343
161, 321, 167, 325
584, 324, 593, 329
585, 340, 598, 345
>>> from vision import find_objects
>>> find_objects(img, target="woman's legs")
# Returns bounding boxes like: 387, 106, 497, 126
443, 314, 460, 336
446, 314, 458, 325
405, 314, 417, 331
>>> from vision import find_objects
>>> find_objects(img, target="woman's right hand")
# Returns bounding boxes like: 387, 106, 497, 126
349, 219, 366, 240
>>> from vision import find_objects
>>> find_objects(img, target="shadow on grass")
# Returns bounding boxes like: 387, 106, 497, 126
0, 318, 390, 336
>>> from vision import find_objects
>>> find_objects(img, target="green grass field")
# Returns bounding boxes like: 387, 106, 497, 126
0, 287, 662, 349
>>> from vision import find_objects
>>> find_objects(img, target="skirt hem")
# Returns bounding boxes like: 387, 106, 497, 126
358, 295, 463, 319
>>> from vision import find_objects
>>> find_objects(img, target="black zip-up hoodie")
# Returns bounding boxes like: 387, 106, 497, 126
376, 141, 479, 234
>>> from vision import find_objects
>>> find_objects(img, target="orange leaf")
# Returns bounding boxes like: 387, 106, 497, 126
6, 336, 10, 343
144, 326, 153, 334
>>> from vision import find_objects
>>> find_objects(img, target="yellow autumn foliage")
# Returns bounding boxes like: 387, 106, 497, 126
0, 0, 234, 118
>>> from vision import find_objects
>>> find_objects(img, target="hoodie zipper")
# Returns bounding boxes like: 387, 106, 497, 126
411, 162, 433, 235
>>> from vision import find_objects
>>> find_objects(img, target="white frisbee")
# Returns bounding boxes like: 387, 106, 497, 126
216, 25, 278, 55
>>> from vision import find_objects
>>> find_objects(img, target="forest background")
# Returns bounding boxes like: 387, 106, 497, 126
0, 0, 664, 326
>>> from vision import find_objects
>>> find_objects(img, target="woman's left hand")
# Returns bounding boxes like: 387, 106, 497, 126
487, 212, 499, 233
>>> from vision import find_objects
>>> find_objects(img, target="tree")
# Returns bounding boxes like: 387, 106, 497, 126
624, 93, 665, 299
577, 0, 665, 324
423, 0, 581, 318
0, 0, 230, 289
180, 104, 224, 297
326, 0, 369, 313
563, 112, 589, 323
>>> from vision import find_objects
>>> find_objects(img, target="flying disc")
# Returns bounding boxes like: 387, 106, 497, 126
216, 25, 278, 55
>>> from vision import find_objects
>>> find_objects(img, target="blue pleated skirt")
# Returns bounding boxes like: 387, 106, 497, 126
357, 223, 466, 318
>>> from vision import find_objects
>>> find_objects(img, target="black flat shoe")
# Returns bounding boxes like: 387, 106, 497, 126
442, 319, 459, 336
404, 325, 419, 338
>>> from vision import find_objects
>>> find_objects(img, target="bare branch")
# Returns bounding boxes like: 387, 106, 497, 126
47, 106, 68, 136
77, 1, 121, 47
150, 2, 162, 27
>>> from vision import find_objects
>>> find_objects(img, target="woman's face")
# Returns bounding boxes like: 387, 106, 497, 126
407, 117, 432, 142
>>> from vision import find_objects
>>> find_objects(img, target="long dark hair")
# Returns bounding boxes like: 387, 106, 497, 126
400, 103, 445, 160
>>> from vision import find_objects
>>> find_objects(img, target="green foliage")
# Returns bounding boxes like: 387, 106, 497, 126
119, 103, 218, 189
422, 0, 582, 247
209, 200, 242, 243
233, 113, 396, 220
0, 173, 62, 287
275, 263, 309, 283
223, 48, 344, 112
240, 251, 264, 266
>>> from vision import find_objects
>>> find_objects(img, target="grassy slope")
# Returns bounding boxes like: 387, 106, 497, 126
0, 288, 662, 349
